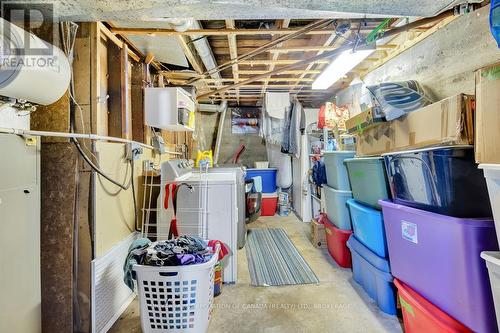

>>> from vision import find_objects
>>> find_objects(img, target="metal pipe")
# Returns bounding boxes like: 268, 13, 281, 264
213, 101, 228, 165
0, 127, 182, 155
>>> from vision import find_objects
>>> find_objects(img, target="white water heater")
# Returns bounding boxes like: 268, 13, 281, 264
0, 18, 71, 105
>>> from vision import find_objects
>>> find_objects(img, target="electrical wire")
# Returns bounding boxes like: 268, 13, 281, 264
72, 137, 131, 190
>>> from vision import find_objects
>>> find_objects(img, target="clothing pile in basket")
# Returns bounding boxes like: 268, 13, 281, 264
123, 235, 228, 291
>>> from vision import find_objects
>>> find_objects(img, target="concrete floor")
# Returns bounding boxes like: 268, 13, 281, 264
110, 214, 403, 333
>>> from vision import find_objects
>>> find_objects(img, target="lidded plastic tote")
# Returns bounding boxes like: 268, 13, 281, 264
344, 157, 390, 209
323, 151, 355, 190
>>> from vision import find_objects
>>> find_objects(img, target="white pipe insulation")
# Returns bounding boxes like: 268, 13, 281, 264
0, 18, 71, 105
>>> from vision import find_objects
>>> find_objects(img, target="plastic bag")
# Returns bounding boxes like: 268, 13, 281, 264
367, 80, 433, 121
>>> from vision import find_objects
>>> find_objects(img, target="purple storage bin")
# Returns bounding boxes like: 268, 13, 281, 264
379, 200, 499, 333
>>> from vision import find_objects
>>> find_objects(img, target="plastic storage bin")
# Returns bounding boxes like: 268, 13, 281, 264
344, 157, 390, 209
346, 235, 397, 315
323, 151, 355, 190
133, 247, 219, 333
323, 185, 353, 230
346, 199, 388, 258
481, 252, 500, 331
394, 279, 473, 333
380, 200, 499, 333
383, 146, 492, 218
245, 168, 277, 193
324, 219, 352, 268
479, 164, 500, 244
261, 192, 278, 216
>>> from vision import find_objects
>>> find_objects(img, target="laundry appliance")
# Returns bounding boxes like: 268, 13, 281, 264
159, 159, 239, 283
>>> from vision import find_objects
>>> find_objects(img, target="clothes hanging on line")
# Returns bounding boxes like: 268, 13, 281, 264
281, 98, 303, 158
265, 92, 289, 119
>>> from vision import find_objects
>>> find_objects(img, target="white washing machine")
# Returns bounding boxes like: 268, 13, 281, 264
159, 160, 238, 283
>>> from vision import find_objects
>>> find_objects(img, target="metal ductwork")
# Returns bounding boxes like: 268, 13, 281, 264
198, 100, 228, 113
168, 19, 223, 86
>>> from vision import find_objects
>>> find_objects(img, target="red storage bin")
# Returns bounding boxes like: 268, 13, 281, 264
324, 219, 352, 268
261, 192, 278, 216
394, 279, 473, 333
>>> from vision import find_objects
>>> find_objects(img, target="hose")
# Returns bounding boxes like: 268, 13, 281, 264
72, 138, 131, 191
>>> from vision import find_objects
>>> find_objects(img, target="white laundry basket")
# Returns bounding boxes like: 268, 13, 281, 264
133, 246, 219, 333
479, 164, 500, 244
481, 251, 500, 330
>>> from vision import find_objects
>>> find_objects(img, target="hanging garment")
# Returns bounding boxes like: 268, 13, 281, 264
312, 159, 328, 186
260, 108, 287, 146
280, 105, 292, 153
288, 99, 303, 158
265, 92, 289, 119
281, 99, 302, 158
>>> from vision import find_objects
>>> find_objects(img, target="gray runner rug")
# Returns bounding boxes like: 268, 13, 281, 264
245, 228, 319, 286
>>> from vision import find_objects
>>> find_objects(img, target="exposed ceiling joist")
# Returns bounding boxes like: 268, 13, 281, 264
238, 69, 322, 75
239, 59, 330, 65
203, 77, 315, 83
359, 16, 458, 77
110, 27, 373, 36
225, 19, 240, 103
261, 19, 291, 98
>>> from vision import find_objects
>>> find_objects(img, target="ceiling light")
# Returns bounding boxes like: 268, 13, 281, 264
312, 49, 374, 90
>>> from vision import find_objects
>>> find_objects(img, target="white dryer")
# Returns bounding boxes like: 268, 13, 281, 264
159, 160, 238, 283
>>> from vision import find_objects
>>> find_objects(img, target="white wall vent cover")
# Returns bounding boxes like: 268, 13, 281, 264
91, 232, 139, 333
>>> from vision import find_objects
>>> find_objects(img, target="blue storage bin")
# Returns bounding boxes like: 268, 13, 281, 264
323, 185, 353, 230
245, 168, 277, 193
346, 235, 397, 315
323, 151, 355, 190
383, 146, 492, 218
347, 199, 388, 258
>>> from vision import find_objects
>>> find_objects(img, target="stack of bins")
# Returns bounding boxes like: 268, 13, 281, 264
380, 146, 499, 333
344, 157, 396, 315
322, 151, 355, 268
479, 164, 500, 331
245, 168, 278, 216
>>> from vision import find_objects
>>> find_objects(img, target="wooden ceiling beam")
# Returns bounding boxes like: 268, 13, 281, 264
261, 19, 290, 98
177, 35, 205, 74
203, 77, 315, 83
239, 59, 329, 65
359, 16, 457, 77
238, 69, 321, 75
225, 19, 240, 103
110, 27, 378, 36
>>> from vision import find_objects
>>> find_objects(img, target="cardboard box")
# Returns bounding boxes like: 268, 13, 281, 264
355, 122, 394, 156
475, 63, 500, 164
346, 108, 385, 134
311, 218, 327, 248
356, 94, 474, 156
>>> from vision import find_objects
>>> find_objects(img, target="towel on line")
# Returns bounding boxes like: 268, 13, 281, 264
265, 92, 289, 119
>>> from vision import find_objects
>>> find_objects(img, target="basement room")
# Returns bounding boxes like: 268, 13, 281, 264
1, 0, 500, 332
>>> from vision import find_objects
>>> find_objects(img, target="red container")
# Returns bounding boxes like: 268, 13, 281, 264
394, 279, 473, 333
324, 219, 352, 268
261, 193, 278, 216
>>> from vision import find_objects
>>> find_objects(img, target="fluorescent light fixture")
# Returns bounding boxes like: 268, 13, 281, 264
312, 49, 374, 90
